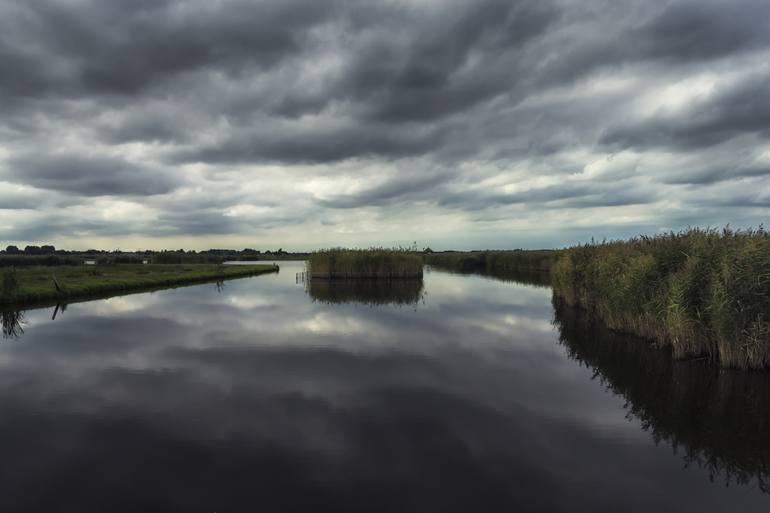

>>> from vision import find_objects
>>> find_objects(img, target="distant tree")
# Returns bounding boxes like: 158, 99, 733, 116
41, 245, 56, 254
423, 247, 434, 253
24, 245, 42, 255
5, 245, 20, 254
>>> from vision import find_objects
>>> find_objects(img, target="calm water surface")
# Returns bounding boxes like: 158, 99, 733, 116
1, 262, 768, 512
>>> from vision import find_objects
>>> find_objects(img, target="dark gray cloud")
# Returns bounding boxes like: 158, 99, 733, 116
440, 181, 656, 211
662, 161, 770, 186
4, 153, 183, 196
0, 215, 149, 242
337, 0, 559, 124
175, 121, 450, 165
0, 0, 768, 247
0, 188, 45, 210
601, 70, 770, 152
632, 1, 770, 61
534, 0, 770, 88
0, 0, 341, 98
712, 194, 770, 209
316, 172, 449, 209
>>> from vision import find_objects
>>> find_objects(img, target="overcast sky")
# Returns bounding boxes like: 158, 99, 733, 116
1, 0, 769, 251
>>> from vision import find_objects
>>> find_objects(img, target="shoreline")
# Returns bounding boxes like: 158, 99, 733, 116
1, 264, 278, 310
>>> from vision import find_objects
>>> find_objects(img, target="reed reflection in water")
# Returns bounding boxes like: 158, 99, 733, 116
1, 309, 25, 339
306, 278, 426, 307
552, 296, 770, 493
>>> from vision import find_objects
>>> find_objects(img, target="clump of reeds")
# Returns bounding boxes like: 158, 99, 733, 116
308, 248, 423, 279
1, 268, 19, 301
552, 227, 770, 369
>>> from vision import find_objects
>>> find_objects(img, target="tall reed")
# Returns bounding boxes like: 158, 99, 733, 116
552, 228, 770, 369
308, 248, 423, 279
1, 268, 19, 301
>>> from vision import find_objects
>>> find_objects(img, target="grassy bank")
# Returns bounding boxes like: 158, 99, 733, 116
0, 264, 278, 306
424, 250, 558, 274
552, 228, 770, 369
308, 249, 423, 279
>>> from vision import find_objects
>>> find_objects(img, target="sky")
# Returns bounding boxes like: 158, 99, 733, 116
1, 0, 769, 251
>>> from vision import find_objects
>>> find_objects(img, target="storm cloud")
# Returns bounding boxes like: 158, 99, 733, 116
0, 0, 768, 249
5, 153, 183, 196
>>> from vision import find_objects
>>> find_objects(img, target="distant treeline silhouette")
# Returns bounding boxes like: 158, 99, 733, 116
1, 246, 309, 267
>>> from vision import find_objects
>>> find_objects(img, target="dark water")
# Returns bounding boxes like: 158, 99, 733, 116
1, 262, 768, 512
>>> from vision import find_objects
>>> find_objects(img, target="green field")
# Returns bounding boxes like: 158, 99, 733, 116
0, 264, 278, 306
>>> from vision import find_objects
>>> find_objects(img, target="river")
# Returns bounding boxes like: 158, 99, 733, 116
1, 261, 767, 511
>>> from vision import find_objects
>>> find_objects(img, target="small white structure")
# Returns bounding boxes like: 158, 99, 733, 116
142, 259, 149, 265
84, 260, 96, 265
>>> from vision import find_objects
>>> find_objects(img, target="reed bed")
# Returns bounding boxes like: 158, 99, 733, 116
552, 228, 770, 369
308, 249, 423, 279
424, 250, 558, 273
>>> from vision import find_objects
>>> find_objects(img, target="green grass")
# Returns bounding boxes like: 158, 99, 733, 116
0, 264, 278, 306
424, 250, 559, 273
308, 248, 423, 279
552, 228, 770, 369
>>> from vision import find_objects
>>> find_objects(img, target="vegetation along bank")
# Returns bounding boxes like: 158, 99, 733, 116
552, 228, 770, 369
0, 264, 278, 307
308, 249, 423, 279
424, 249, 558, 273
